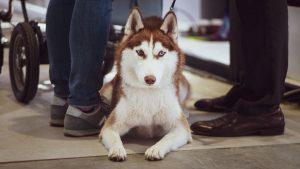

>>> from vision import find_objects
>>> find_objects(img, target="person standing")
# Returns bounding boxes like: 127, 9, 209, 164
191, 0, 288, 136
46, 0, 112, 136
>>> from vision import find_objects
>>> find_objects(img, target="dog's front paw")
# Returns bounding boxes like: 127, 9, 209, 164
108, 145, 127, 162
145, 145, 165, 161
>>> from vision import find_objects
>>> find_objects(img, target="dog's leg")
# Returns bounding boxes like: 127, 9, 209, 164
100, 113, 131, 162
145, 116, 192, 160
101, 126, 129, 161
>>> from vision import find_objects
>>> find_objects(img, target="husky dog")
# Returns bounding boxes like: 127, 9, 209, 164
100, 8, 192, 161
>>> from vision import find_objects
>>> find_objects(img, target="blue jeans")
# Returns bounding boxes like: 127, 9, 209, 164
46, 0, 112, 107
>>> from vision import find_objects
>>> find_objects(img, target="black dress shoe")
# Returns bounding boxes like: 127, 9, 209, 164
194, 85, 243, 112
194, 96, 231, 112
191, 108, 285, 137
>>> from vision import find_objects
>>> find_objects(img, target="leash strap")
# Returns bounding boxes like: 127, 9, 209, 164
170, 0, 177, 11
131, 0, 138, 7
131, 0, 176, 10
133, 0, 138, 6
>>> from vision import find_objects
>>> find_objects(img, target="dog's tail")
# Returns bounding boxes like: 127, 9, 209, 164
99, 73, 116, 105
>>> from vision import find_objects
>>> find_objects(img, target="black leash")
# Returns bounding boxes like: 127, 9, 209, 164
131, 0, 177, 10
133, 0, 138, 7
170, 0, 177, 11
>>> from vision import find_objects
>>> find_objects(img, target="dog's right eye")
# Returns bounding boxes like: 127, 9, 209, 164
136, 50, 145, 58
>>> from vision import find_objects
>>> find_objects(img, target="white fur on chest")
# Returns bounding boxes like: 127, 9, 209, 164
115, 84, 182, 133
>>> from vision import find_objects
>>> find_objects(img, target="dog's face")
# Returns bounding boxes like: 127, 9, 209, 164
118, 8, 181, 88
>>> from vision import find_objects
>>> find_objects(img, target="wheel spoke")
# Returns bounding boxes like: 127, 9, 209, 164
19, 58, 27, 68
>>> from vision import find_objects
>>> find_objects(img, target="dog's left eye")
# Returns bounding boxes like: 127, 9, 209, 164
157, 51, 166, 58
136, 50, 145, 58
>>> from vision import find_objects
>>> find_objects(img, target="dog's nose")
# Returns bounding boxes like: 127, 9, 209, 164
144, 75, 156, 85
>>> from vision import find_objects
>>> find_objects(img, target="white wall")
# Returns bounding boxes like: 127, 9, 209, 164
288, 6, 300, 81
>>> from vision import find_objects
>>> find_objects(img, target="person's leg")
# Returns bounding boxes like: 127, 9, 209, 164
68, 0, 112, 108
191, 0, 288, 136
194, 0, 244, 113
46, 0, 75, 126
195, 0, 288, 115
234, 0, 288, 114
46, 0, 75, 99
63, 0, 112, 136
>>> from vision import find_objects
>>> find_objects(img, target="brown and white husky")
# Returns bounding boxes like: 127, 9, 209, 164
100, 8, 192, 161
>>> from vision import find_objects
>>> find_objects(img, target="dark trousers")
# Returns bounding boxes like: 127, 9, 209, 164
229, 0, 288, 114
46, 0, 112, 106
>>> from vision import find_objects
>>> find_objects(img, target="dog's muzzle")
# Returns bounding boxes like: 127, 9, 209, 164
144, 75, 156, 85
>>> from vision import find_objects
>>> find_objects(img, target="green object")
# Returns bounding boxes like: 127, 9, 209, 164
186, 36, 209, 41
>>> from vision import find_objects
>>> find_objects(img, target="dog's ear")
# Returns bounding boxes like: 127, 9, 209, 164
160, 11, 178, 43
124, 8, 144, 39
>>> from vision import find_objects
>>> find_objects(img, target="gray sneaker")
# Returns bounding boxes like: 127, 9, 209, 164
50, 96, 68, 127
63, 104, 109, 137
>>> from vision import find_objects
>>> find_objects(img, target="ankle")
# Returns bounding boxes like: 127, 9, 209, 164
76, 105, 98, 113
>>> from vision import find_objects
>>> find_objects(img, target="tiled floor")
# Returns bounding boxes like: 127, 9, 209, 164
1, 144, 300, 169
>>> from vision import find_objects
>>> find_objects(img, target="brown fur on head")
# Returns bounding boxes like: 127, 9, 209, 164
110, 8, 186, 108
120, 8, 179, 49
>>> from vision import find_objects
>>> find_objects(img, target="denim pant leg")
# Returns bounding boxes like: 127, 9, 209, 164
68, 0, 112, 106
46, 0, 75, 98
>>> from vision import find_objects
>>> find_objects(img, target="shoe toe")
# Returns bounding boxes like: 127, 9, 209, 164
194, 99, 210, 109
190, 121, 213, 134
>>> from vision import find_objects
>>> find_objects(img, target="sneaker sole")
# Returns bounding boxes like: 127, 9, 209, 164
63, 128, 100, 137
50, 119, 64, 127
